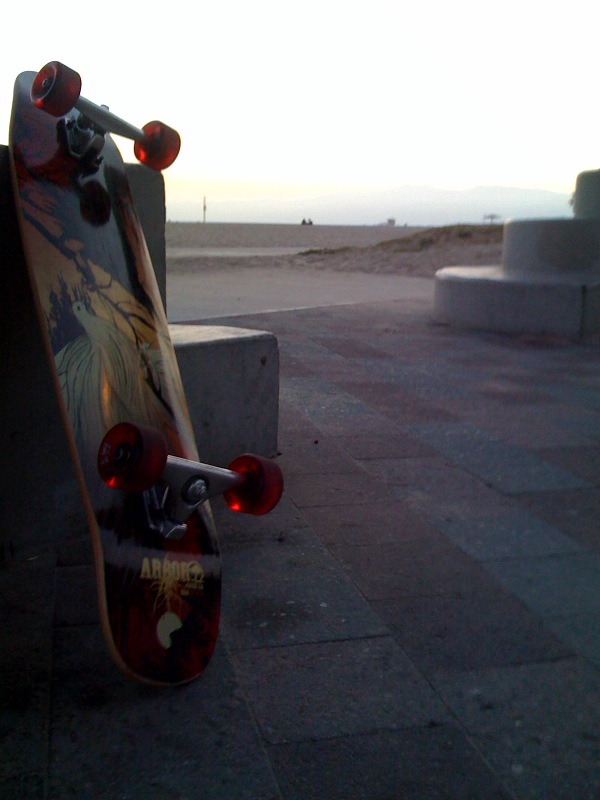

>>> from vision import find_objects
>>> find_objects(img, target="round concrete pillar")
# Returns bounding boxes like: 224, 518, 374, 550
502, 218, 600, 275
574, 170, 600, 219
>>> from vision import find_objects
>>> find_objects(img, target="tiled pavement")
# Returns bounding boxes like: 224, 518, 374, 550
2, 292, 600, 799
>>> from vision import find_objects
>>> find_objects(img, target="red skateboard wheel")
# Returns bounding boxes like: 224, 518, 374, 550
98, 423, 168, 492
31, 61, 82, 117
133, 121, 181, 171
224, 454, 284, 515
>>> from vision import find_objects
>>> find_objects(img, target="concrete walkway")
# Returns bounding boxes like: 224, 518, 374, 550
167, 266, 433, 320
2, 276, 600, 799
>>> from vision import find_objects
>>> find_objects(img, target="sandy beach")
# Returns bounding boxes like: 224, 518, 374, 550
166, 222, 504, 278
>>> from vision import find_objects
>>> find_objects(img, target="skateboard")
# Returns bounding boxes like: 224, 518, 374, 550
9, 62, 283, 685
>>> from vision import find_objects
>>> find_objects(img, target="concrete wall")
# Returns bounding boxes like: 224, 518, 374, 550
126, 163, 167, 310
0, 145, 80, 559
0, 149, 168, 559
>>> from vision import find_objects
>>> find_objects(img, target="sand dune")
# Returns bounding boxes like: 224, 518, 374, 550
166, 222, 503, 278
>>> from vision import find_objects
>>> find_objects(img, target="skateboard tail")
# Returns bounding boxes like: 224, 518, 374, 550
95, 509, 222, 686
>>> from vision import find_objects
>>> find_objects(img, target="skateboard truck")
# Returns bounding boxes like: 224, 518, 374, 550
31, 61, 181, 171
98, 423, 284, 539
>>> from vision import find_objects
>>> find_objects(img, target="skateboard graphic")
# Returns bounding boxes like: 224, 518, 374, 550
9, 62, 283, 685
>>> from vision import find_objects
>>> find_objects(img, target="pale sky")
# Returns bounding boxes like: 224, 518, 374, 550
1, 0, 598, 222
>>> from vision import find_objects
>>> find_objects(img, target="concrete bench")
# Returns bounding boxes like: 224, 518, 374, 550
170, 324, 279, 465
434, 216, 600, 340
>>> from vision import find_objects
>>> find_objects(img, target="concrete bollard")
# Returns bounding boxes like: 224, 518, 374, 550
502, 218, 600, 275
434, 169, 600, 340
434, 217, 600, 340
573, 170, 600, 219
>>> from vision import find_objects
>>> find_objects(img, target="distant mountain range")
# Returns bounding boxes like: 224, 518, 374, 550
168, 184, 573, 226
374, 185, 572, 227
384, 185, 572, 227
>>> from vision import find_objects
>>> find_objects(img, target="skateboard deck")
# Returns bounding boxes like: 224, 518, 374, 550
9, 68, 221, 685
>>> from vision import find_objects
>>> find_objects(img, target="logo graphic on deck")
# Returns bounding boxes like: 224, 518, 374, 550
140, 557, 205, 603
140, 557, 205, 650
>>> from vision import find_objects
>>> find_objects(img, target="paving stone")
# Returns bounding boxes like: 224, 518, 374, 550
476, 381, 551, 406
483, 552, 600, 617
313, 335, 389, 359
280, 376, 394, 435
537, 445, 600, 483
53, 564, 99, 626
0, 553, 55, 672
460, 403, 600, 449
49, 637, 281, 800
279, 336, 347, 364
284, 468, 389, 508
275, 431, 357, 476
363, 456, 516, 516
432, 658, 600, 800
213, 495, 310, 551
406, 422, 591, 493
368, 361, 478, 406
299, 499, 439, 548
434, 508, 584, 561
543, 380, 600, 410
232, 637, 449, 744
0, 670, 50, 792
543, 612, 600, 667
515, 488, 600, 553
268, 725, 512, 800
51, 623, 115, 680
333, 429, 438, 459
0, 773, 46, 799
56, 531, 94, 566
330, 536, 507, 602
220, 535, 388, 651
330, 379, 458, 424
374, 589, 573, 673
277, 398, 321, 435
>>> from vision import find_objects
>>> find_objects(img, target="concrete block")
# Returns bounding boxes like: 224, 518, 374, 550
582, 283, 600, 338
434, 266, 600, 338
574, 169, 600, 218
169, 324, 280, 466
503, 218, 600, 275
434, 216, 600, 339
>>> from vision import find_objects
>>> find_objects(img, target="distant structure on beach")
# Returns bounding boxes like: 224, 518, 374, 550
377, 218, 396, 227
301, 218, 314, 225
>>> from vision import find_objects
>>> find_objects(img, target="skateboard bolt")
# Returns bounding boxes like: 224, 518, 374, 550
184, 478, 208, 505
114, 443, 133, 468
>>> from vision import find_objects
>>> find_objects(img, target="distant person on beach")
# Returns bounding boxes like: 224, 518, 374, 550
301, 218, 314, 226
